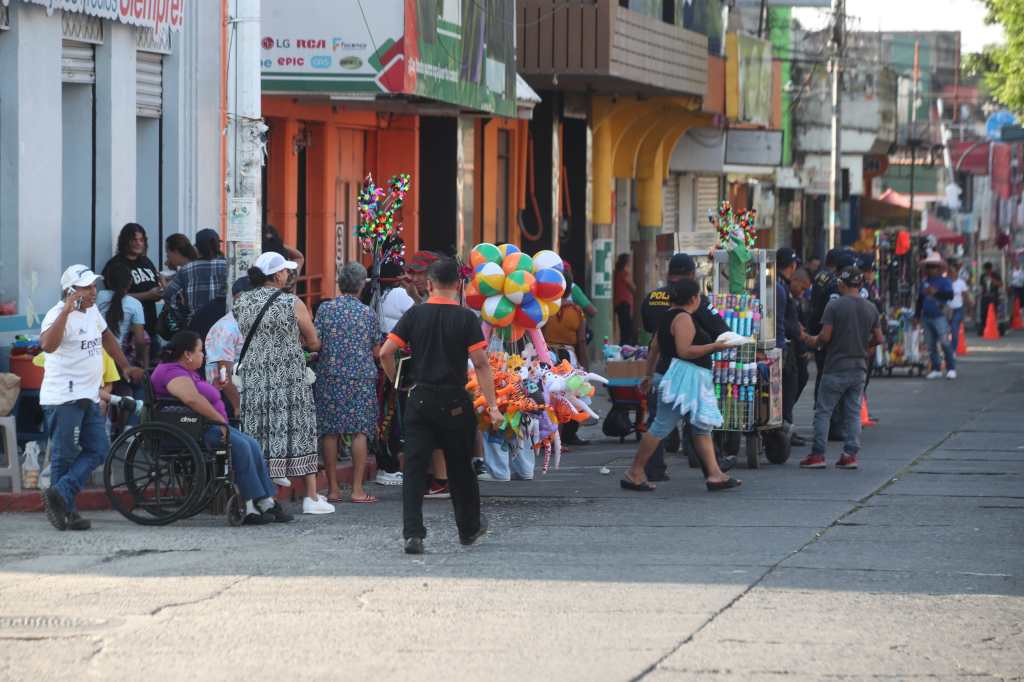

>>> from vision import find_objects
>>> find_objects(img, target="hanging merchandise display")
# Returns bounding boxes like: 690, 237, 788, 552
709, 201, 758, 295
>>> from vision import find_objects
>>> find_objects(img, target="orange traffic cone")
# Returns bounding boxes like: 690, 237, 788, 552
1012, 298, 1024, 330
860, 394, 877, 427
983, 303, 1000, 340
956, 322, 969, 356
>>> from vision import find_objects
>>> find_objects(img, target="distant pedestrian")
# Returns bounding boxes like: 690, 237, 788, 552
948, 260, 971, 356
783, 268, 812, 447
916, 253, 956, 380
164, 233, 198, 273
380, 257, 502, 555
800, 268, 883, 470
613, 253, 637, 345
314, 262, 380, 504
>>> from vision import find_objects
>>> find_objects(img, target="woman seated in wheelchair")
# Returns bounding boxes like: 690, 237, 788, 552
151, 331, 293, 525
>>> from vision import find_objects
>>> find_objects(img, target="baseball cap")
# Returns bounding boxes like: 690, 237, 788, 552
252, 251, 298, 276
60, 265, 102, 291
837, 266, 864, 288
668, 253, 696, 275
231, 276, 252, 297
407, 250, 439, 273
379, 262, 405, 281
776, 247, 798, 270
195, 228, 221, 249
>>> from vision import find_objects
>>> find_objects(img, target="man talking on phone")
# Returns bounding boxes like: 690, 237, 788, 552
38, 265, 145, 531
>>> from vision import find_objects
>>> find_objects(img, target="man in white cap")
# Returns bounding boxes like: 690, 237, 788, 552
38, 265, 145, 531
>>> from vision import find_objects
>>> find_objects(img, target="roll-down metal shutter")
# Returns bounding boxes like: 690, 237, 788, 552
136, 52, 163, 118
663, 174, 679, 233
695, 176, 720, 222
62, 41, 95, 84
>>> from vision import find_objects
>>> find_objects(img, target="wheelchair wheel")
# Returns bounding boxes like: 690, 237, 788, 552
226, 493, 244, 527
104, 422, 208, 526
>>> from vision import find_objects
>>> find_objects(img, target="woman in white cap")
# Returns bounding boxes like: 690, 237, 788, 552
234, 252, 332, 514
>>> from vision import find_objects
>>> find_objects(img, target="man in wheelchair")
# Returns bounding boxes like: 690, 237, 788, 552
149, 331, 292, 525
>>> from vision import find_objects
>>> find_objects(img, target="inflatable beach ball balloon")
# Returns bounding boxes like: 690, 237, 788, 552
502, 251, 534, 275
513, 294, 545, 329
503, 270, 535, 304
497, 243, 520, 259
532, 267, 566, 302
470, 243, 503, 269
532, 249, 563, 273
474, 261, 505, 297
482, 295, 516, 327
465, 281, 485, 310
494, 325, 526, 342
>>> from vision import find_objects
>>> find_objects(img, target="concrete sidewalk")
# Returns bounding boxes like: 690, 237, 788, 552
0, 335, 1021, 681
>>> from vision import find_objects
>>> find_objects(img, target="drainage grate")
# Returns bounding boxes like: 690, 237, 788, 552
0, 615, 121, 632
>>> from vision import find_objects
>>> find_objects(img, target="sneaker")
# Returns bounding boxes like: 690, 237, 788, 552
374, 470, 404, 486
799, 453, 827, 469
265, 501, 294, 523
302, 496, 335, 515
425, 482, 451, 499
404, 537, 425, 555
477, 470, 496, 481
460, 514, 489, 546
946, 370, 957, 380
472, 458, 486, 476
836, 453, 859, 469
926, 370, 943, 380
272, 477, 292, 487
42, 487, 68, 531
66, 511, 91, 531
242, 511, 272, 526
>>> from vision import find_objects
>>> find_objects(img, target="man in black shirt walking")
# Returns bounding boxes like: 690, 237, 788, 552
640, 253, 735, 480
380, 258, 503, 555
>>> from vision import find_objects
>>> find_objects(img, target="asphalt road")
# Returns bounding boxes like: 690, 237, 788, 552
1, 336, 1022, 681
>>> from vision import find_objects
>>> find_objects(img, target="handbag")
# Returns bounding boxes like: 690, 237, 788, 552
232, 290, 284, 388
156, 304, 184, 341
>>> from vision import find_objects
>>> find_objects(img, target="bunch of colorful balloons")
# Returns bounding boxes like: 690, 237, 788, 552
466, 243, 567, 342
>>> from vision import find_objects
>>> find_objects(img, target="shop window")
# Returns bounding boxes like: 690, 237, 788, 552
496, 129, 511, 244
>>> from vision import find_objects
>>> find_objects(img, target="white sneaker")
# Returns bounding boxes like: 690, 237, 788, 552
477, 471, 496, 481
946, 369, 957, 380
926, 371, 943, 380
302, 496, 335, 515
374, 471, 403, 486
272, 477, 292, 487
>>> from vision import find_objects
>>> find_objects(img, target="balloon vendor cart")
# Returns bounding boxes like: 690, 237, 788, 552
873, 229, 927, 377
706, 203, 790, 468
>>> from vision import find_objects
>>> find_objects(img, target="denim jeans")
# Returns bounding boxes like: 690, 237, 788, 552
44, 400, 110, 512
949, 308, 964, 354
811, 370, 865, 456
922, 315, 956, 372
203, 426, 277, 502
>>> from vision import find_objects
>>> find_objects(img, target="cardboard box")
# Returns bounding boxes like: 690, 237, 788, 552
603, 360, 647, 380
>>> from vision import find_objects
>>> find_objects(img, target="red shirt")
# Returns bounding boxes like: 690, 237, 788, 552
613, 270, 634, 310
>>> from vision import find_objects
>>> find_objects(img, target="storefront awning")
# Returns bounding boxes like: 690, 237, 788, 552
922, 215, 966, 244
516, 74, 541, 120
861, 190, 918, 228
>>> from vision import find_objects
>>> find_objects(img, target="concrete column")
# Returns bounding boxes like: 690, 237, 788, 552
95, 23, 138, 258
589, 114, 613, 349
0, 5, 63, 323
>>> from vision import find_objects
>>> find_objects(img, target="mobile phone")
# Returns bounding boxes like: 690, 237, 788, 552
73, 299, 82, 311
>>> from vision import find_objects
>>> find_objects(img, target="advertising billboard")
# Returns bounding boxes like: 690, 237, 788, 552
261, 0, 516, 117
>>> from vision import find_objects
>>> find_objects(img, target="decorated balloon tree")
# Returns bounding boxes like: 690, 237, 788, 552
356, 172, 410, 313
708, 201, 758, 295
466, 243, 567, 365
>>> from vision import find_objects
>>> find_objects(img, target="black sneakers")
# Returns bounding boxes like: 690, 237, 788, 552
460, 514, 489, 546
42, 487, 68, 531
404, 537, 425, 555
66, 511, 92, 531
265, 501, 294, 523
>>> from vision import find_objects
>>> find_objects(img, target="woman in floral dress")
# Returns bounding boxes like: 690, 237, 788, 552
235, 252, 334, 515
314, 262, 380, 503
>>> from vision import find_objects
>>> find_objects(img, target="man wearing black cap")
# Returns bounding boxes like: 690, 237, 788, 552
776, 248, 807, 444
640, 253, 735, 480
800, 267, 883, 469
163, 228, 228, 326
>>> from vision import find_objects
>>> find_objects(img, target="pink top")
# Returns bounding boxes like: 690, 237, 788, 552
150, 362, 228, 423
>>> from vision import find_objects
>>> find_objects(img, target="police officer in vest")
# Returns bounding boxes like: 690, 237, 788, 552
380, 257, 503, 555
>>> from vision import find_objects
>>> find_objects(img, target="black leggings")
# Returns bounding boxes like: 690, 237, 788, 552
615, 303, 636, 346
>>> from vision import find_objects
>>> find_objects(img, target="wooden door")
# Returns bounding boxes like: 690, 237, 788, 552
335, 128, 366, 270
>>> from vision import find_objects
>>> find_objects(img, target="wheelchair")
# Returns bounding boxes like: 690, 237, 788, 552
103, 376, 245, 526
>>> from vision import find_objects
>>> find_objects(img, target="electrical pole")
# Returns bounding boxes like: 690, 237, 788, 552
225, 0, 266, 295
827, 0, 844, 252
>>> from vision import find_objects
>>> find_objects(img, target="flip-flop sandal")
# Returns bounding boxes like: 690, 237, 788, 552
706, 478, 742, 492
620, 477, 656, 492
350, 496, 378, 504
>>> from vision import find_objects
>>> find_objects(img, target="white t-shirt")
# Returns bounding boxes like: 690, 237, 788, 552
1011, 268, 1024, 288
39, 302, 108, 405
950, 279, 969, 309
379, 287, 415, 334
96, 289, 145, 342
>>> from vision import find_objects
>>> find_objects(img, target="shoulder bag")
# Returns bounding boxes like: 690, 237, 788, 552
231, 290, 284, 388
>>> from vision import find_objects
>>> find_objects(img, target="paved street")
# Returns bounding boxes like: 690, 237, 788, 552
1, 336, 1023, 681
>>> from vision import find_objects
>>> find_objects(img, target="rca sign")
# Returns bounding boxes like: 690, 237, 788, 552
16, 0, 185, 33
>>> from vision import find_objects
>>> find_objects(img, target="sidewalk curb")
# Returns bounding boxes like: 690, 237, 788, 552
0, 462, 376, 513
